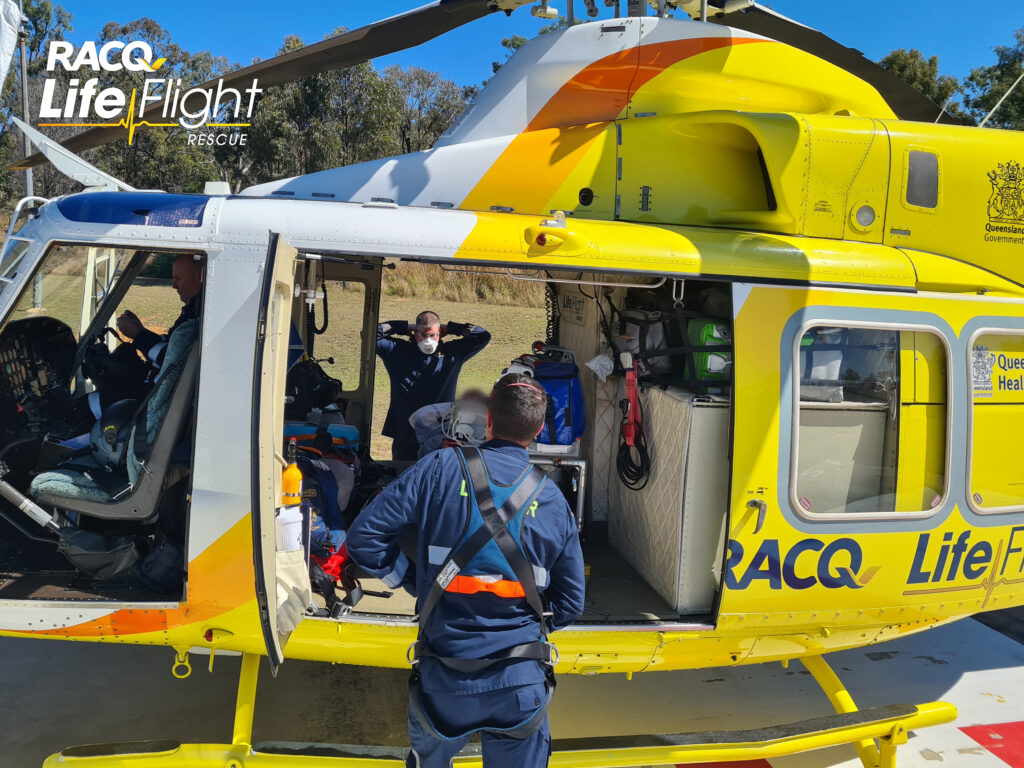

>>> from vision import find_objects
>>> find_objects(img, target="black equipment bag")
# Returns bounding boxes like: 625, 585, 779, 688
285, 359, 342, 419
58, 528, 140, 580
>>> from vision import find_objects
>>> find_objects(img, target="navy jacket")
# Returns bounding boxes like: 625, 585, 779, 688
376, 321, 491, 440
347, 440, 586, 694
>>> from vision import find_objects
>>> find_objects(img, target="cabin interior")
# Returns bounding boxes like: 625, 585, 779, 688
0, 241, 933, 631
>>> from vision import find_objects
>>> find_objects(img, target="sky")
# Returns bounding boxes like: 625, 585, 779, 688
58, 0, 1021, 91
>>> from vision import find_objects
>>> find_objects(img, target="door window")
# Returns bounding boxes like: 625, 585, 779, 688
793, 325, 948, 518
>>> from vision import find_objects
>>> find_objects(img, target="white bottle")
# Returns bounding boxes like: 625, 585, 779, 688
276, 505, 303, 552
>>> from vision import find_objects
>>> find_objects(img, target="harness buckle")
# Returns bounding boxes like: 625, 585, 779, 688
545, 642, 560, 667
406, 641, 420, 666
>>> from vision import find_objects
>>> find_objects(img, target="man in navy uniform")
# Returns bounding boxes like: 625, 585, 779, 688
376, 311, 491, 460
347, 373, 585, 767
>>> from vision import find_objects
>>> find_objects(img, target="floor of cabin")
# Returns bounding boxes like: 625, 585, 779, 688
345, 541, 690, 624
0, 518, 177, 602
0, 569, 170, 601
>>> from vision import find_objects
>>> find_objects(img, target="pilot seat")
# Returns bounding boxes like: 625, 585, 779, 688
30, 318, 199, 524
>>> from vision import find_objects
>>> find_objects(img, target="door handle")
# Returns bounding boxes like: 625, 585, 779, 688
746, 499, 767, 534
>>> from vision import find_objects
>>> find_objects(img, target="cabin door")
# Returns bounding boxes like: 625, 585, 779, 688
252, 232, 303, 672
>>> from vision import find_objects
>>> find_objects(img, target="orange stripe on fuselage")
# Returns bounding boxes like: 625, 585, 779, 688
527, 36, 760, 131
20, 516, 255, 638
460, 36, 763, 215
459, 122, 608, 215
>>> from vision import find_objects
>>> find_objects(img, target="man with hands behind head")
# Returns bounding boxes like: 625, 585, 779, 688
377, 310, 490, 460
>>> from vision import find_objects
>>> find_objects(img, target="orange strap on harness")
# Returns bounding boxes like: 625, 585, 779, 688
444, 574, 527, 598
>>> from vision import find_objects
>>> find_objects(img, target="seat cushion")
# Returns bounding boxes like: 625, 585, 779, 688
30, 456, 115, 504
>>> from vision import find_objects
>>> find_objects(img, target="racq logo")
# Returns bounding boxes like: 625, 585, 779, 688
38, 40, 262, 146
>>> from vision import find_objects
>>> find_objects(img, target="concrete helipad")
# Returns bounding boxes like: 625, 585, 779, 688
2, 612, 1023, 767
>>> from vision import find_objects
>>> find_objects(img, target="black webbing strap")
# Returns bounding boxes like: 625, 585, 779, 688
460, 447, 548, 623
544, 394, 556, 441
59, 461, 132, 497
413, 639, 555, 673
412, 448, 553, 673
416, 449, 546, 634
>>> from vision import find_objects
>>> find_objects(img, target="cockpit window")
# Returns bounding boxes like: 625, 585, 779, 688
0, 237, 31, 282
12, 245, 91, 339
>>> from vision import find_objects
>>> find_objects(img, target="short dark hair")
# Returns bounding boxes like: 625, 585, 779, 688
489, 373, 546, 445
416, 310, 440, 327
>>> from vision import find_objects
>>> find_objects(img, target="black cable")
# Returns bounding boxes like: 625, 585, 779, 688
616, 396, 650, 491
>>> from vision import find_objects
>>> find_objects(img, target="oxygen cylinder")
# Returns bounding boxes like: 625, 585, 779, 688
277, 438, 303, 552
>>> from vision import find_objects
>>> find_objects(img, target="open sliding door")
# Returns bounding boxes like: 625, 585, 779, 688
252, 232, 301, 672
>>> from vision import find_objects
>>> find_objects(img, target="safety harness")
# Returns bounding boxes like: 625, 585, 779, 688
409, 446, 557, 740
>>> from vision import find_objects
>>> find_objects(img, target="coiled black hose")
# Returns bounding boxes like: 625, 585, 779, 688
616, 397, 650, 491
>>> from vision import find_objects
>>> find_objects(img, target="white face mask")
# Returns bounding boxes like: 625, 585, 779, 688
418, 337, 439, 355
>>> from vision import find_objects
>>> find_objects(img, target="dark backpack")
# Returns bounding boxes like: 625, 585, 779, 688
285, 359, 342, 420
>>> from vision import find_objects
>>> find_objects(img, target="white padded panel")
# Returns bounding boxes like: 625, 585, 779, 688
609, 386, 729, 613
610, 385, 691, 608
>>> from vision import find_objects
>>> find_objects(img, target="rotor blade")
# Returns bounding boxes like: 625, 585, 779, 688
711, 4, 965, 124
9, 0, 507, 171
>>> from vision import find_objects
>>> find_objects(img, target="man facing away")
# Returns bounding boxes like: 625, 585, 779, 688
346, 373, 585, 767
377, 310, 491, 460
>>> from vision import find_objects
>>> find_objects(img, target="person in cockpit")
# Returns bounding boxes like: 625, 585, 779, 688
116, 254, 203, 371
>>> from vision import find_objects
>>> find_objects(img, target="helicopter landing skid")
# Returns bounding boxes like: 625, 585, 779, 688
42, 652, 955, 768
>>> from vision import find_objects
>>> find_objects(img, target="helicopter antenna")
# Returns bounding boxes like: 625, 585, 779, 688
11, 117, 134, 192
980, 69, 1024, 128
700, 0, 707, 21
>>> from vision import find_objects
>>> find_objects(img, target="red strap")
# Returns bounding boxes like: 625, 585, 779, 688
444, 575, 526, 598
622, 363, 640, 447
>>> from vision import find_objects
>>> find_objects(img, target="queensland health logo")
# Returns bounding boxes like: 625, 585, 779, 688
37, 40, 262, 146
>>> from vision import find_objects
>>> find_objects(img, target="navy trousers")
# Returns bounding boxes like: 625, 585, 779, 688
391, 425, 420, 462
406, 682, 551, 768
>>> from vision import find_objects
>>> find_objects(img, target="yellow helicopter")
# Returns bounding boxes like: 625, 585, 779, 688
1, 0, 1022, 765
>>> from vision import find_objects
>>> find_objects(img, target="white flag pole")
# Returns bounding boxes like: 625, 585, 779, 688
14, 0, 32, 200
980, 68, 1024, 128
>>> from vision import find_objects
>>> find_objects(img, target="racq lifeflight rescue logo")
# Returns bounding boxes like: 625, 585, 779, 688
985, 160, 1024, 245
37, 40, 262, 146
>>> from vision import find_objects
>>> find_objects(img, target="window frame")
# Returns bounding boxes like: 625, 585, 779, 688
966, 326, 1024, 516
788, 318, 953, 523
311, 275, 371, 396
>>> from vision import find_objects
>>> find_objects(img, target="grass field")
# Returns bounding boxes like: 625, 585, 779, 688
10, 256, 544, 461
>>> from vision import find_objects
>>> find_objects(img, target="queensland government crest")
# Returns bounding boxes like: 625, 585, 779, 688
988, 161, 1024, 223
972, 344, 995, 397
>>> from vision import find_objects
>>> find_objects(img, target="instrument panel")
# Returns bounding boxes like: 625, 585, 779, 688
0, 317, 78, 433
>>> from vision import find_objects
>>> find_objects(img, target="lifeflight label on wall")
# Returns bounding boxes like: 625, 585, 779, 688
973, 335, 1024, 402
